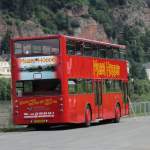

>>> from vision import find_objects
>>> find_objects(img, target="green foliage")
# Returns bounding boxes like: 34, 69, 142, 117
19, 0, 34, 20
130, 63, 147, 79
89, 0, 109, 10
89, 0, 114, 38
3, 14, 13, 25
141, 30, 150, 62
34, 6, 57, 33
130, 80, 150, 101
55, 11, 68, 30
1, 31, 12, 54
0, 0, 35, 20
119, 26, 150, 79
107, 0, 127, 6
0, 78, 10, 101
70, 18, 80, 28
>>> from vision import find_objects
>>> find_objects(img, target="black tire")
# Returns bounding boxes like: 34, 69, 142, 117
114, 105, 121, 123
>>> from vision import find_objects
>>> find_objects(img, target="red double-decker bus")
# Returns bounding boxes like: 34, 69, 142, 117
10, 34, 129, 127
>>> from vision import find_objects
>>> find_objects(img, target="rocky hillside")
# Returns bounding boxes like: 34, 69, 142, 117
0, 0, 150, 79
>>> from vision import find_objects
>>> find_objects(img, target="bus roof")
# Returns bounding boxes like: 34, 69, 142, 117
65, 35, 126, 49
11, 34, 126, 49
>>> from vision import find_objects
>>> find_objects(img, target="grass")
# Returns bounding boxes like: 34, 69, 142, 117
131, 93, 150, 102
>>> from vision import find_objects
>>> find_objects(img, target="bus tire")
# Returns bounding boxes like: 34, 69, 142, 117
84, 105, 91, 127
114, 104, 121, 123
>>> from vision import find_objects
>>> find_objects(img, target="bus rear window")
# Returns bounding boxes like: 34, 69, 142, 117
14, 39, 59, 57
16, 79, 61, 97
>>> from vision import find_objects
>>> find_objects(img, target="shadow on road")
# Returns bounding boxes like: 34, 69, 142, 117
2, 119, 116, 132
27, 119, 115, 131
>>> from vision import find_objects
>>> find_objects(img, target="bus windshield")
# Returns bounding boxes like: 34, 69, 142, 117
14, 38, 59, 57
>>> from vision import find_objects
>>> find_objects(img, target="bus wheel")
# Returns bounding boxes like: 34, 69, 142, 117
85, 106, 91, 127
114, 105, 121, 123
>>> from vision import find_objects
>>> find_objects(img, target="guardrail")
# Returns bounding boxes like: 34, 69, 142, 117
130, 101, 150, 116
0, 101, 11, 128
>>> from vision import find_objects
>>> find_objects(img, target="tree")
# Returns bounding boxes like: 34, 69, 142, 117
1, 31, 12, 54
19, 0, 34, 20
0, 78, 10, 101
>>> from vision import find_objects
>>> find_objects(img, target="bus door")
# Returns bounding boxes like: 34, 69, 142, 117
94, 80, 103, 119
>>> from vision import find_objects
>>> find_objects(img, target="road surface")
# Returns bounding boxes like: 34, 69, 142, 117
0, 116, 150, 150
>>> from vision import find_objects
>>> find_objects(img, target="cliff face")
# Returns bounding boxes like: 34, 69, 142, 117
0, 17, 44, 38
0, 16, 7, 38
0, 6, 108, 41
0, 0, 150, 45
112, 1, 150, 28
65, 6, 108, 41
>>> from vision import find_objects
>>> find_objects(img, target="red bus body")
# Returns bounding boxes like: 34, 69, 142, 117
10, 35, 129, 125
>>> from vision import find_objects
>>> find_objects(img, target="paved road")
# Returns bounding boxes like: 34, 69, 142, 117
0, 116, 150, 150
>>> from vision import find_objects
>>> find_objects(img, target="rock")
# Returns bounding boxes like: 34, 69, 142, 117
0, 16, 7, 37
74, 17, 108, 41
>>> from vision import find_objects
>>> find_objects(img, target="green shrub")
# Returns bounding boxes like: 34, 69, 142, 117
55, 11, 68, 30
130, 79, 150, 101
70, 19, 80, 28
0, 78, 10, 101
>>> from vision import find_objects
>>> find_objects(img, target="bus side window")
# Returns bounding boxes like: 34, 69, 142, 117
99, 46, 106, 58
92, 45, 99, 57
106, 48, 113, 59
84, 42, 93, 56
86, 80, 93, 93
16, 81, 23, 97
24, 81, 32, 93
113, 49, 120, 59
76, 42, 83, 56
113, 80, 122, 92
120, 50, 126, 59
77, 79, 86, 93
67, 40, 75, 55
104, 80, 112, 93
68, 80, 77, 94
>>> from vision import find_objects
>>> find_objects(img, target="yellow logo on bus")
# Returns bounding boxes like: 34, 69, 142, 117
93, 60, 120, 77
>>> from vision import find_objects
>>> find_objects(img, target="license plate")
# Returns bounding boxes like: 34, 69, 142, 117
33, 120, 46, 124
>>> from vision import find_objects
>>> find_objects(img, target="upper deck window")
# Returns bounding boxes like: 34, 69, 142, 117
120, 50, 127, 59
14, 38, 59, 57
67, 40, 75, 55
84, 43, 93, 56
113, 49, 120, 59
66, 38, 126, 60
105, 48, 113, 59
67, 40, 83, 55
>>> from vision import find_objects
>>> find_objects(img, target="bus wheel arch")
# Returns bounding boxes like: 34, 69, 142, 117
114, 102, 121, 123
84, 104, 92, 127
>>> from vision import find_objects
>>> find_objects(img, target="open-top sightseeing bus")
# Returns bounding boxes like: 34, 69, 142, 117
10, 34, 129, 127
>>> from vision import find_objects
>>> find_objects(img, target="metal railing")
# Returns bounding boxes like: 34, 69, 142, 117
130, 101, 150, 116
0, 101, 11, 128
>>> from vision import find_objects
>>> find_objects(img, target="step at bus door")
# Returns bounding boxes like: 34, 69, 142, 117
95, 80, 103, 119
